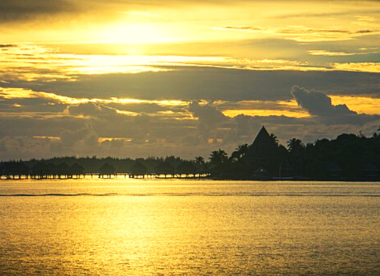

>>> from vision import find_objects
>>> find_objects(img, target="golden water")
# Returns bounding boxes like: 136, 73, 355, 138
1, 179, 380, 275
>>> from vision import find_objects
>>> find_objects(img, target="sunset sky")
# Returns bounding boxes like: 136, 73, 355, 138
1, 0, 380, 160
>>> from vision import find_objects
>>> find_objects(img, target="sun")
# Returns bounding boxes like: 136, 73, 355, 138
99, 23, 170, 44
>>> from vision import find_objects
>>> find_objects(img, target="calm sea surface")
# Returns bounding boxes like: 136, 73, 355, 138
1, 179, 380, 275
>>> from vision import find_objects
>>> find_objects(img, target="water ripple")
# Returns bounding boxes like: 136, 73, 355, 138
0, 193, 379, 197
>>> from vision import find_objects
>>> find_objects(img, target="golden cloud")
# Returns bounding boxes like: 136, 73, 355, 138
308, 50, 356, 56
332, 62, 380, 73
223, 109, 310, 118
330, 95, 380, 115
220, 99, 310, 118
3, 43, 380, 84
0, 86, 189, 112
215, 25, 380, 42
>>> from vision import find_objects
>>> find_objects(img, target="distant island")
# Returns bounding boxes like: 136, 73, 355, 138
1, 126, 380, 181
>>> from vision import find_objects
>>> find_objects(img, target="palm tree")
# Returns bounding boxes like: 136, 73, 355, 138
287, 138, 306, 176
373, 126, 380, 138
287, 138, 305, 154
230, 143, 249, 162
270, 133, 279, 147
209, 149, 228, 167
209, 149, 229, 177
194, 156, 205, 166
194, 156, 206, 177
194, 156, 205, 168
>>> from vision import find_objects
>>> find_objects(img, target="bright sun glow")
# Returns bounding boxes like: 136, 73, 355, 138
99, 23, 171, 44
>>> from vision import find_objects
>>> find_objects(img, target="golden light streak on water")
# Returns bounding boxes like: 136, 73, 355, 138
1, 179, 380, 275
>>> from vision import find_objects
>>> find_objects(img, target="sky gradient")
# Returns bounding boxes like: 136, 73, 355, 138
1, 0, 380, 160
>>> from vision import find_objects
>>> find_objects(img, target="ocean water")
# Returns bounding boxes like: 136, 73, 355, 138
1, 179, 380, 275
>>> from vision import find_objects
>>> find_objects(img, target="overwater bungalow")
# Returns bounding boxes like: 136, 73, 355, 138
176, 161, 198, 178
46, 163, 58, 179
0, 161, 29, 179
70, 163, 85, 179
98, 163, 116, 178
155, 161, 175, 178
130, 161, 147, 178
30, 162, 48, 179
57, 163, 70, 179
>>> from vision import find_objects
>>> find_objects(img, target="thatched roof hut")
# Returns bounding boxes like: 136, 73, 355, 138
130, 161, 147, 177
176, 161, 197, 175
57, 163, 70, 175
46, 163, 58, 176
0, 161, 29, 178
70, 163, 85, 177
155, 161, 175, 176
99, 163, 115, 175
246, 126, 285, 176
31, 162, 47, 177
247, 126, 279, 159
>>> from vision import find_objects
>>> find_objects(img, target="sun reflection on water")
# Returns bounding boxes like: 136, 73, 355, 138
1, 179, 380, 275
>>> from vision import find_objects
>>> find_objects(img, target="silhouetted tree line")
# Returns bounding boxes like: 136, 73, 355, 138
0, 155, 204, 179
207, 127, 380, 181
1, 127, 380, 180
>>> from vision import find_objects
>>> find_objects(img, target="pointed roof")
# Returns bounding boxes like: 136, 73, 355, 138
32, 162, 46, 172
46, 163, 58, 173
99, 163, 115, 174
176, 161, 197, 174
1, 161, 29, 174
130, 161, 147, 175
58, 163, 70, 172
247, 126, 280, 158
70, 163, 85, 174
253, 126, 271, 145
155, 161, 175, 174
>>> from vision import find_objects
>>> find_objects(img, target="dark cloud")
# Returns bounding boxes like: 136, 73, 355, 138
100, 139, 124, 150
356, 30, 374, 34
13, 68, 380, 102
67, 103, 120, 119
188, 101, 227, 126
1, 107, 379, 160
107, 103, 171, 114
0, 136, 52, 160
291, 85, 380, 125
291, 85, 356, 116
188, 101, 228, 138
64, 102, 192, 145
0, 98, 67, 113
0, 44, 16, 48
0, 0, 76, 23
0, 115, 84, 137
59, 125, 98, 152
4, 0, 344, 25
